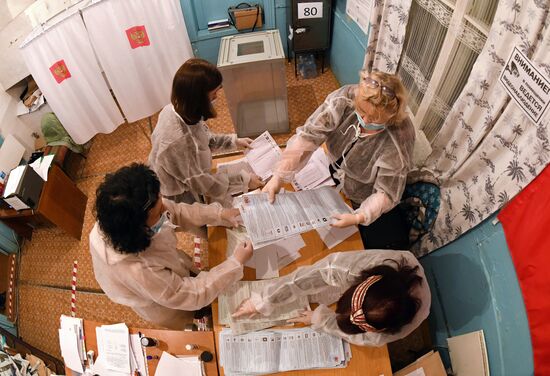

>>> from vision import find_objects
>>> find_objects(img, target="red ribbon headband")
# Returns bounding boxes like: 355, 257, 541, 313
350, 275, 383, 332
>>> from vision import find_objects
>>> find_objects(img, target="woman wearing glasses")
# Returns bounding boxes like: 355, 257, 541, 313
263, 71, 414, 249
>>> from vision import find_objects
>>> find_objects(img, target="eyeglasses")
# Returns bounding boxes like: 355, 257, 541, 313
362, 77, 396, 100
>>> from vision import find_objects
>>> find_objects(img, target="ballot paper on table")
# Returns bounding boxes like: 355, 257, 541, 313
218, 279, 309, 335
234, 186, 352, 248
292, 148, 334, 191
219, 327, 351, 374
226, 227, 304, 279
156, 352, 204, 376
244, 131, 282, 181
29, 154, 54, 181
58, 315, 85, 373
316, 224, 359, 249
95, 323, 131, 374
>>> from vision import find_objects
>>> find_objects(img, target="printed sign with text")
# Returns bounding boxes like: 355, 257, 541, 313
500, 47, 550, 124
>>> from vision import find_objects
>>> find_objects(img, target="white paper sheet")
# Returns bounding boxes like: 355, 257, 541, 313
156, 352, 203, 376
219, 328, 350, 374
29, 154, 54, 181
235, 187, 352, 248
244, 131, 282, 181
292, 148, 332, 191
130, 334, 148, 376
58, 328, 84, 373
316, 225, 358, 249
97, 323, 131, 374
254, 249, 280, 279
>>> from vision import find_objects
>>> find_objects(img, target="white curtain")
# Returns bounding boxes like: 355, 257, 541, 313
20, 10, 124, 145
81, 0, 193, 122
363, 0, 413, 74
415, 0, 550, 256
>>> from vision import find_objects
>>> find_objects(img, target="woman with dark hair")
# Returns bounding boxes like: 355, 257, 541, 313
232, 250, 430, 346
148, 58, 262, 207
263, 71, 415, 249
90, 163, 253, 329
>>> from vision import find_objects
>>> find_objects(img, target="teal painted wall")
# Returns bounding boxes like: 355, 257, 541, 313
329, 0, 367, 85
421, 214, 534, 375
180, 0, 288, 64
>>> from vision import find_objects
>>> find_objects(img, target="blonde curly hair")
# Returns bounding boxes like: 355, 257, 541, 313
356, 70, 409, 125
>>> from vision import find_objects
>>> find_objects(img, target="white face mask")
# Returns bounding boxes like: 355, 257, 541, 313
150, 211, 169, 234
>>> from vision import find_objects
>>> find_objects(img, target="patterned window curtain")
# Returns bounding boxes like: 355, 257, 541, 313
363, 0, 413, 74
414, 0, 550, 256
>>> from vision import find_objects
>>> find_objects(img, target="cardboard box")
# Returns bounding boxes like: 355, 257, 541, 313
229, 6, 262, 30
394, 351, 447, 376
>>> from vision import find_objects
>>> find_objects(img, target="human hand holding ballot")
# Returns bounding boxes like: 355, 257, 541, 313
331, 212, 366, 228
248, 173, 265, 190
233, 241, 254, 265
231, 298, 260, 319
221, 208, 242, 227
287, 309, 313, 325
236, 137, 254, 149
262, 174, 283, 203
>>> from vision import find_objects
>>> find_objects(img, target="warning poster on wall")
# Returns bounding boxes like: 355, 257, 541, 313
500, 47, 550, 124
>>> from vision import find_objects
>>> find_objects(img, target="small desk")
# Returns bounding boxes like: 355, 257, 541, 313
0, 164, 87, 240
66, 320, 219, 376
209, 227, 393, 376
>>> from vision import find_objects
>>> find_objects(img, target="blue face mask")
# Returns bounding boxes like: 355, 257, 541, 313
150, 211, 169, 234
355, 111, 386, 131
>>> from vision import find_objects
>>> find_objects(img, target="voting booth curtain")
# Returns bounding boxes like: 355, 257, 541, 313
411, 0, 550, 255
498, 164, 550, 375
20, 9, 123, 145
81, 0, 193, 123
20, 0, 193, 144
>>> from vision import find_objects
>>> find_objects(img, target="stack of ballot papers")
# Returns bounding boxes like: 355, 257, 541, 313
291, 148, 334, 191
219, 327, 352, 374
58, 315, 85, 374
92, 323, 147, 376
156, 352, 204, 376
226, 227, 305, 279
234, 186, 352, 248
218, 279, 310, 335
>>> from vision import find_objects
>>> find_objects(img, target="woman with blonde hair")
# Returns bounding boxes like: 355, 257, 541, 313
263, 70, 414, 249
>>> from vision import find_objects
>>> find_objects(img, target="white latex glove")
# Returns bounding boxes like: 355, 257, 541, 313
231, 298, 259, 319
236, 137, 253, 149
221, 208, 241, 227
248, 173, 264, 190
330, 212, 365, 228
262, 175, 283, 204
287, 310, 313, 325
233, 241, 253, 265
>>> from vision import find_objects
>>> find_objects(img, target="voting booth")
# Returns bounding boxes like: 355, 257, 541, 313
218, 30, 289, 137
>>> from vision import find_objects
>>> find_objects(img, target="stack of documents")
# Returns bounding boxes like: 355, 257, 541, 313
58, 315, 85, 374
156, 352, 204, 376
291, 148, 334, 191
93, 323, 147, 376
234, 186, 352, 248
226, 227, 305, 279
219, 328, 352, 374
218, 280, 310, 335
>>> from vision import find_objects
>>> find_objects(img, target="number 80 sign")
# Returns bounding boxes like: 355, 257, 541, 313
297, 2, 323, 19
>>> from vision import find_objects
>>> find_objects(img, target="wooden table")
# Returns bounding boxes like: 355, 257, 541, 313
66, 320, 219, 376
0, 164, 87, 240
208, 149, 393, 376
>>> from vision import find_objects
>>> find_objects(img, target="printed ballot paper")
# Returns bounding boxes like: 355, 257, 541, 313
218, 279, 309, 335
234, 186, 352, 248
219, 327, 352, 374
244, 131, 282, 181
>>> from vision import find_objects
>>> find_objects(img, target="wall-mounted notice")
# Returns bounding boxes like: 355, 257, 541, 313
297, 2, 323, 19
500, 47, 550, 124
345, 0, 372, 35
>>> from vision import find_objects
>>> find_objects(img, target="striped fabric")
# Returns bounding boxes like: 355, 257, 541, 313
350, 275, 383, 332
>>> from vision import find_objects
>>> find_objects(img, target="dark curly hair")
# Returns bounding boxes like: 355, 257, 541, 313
171, 58, 222, 124
95, 163, 160, 254
335, 258, 422, 334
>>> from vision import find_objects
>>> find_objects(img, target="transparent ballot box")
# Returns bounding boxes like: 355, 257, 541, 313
218, 30, 289, 137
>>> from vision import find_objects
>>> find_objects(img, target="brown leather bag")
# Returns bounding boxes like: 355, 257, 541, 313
228, 3, 263, 31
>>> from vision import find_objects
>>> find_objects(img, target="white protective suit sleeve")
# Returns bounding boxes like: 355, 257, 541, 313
208, 131, 238, 152
249, 250, 430, 347
163, 199, 235, 231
